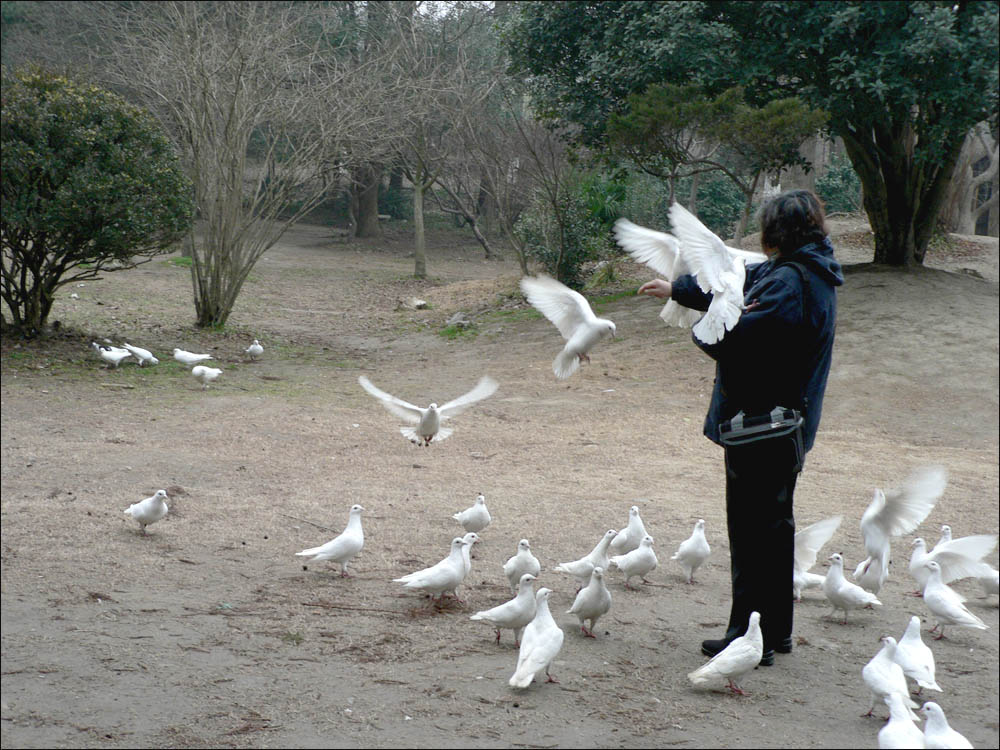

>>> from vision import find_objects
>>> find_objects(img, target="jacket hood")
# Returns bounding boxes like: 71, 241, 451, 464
781, 237, 844, 287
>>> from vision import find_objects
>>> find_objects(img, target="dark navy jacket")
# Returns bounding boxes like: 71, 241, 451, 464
671, 238, 844, 452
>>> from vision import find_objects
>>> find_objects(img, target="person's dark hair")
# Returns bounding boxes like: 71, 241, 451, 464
759, 189, 828, 256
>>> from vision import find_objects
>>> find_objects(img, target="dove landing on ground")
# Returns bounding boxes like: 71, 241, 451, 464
610, 535, 658, 590
879, 693, 927, 750
191, 365, 223, 389
920, 702, 973, 749
245, 339, 263, 360
124, 489, 168, 535
394, 537, 469, 603
921, 560, 989, 639
863, 636, 921, 720
519, 274, 615, 379
295, 504, 365, 576
609, 505, 648, 556
687, 611, 763, 696
453, 493, 491, 534
672, 519, 711, 584
173, 348, 213, 366
504, 539, 541, 593
824, 553, 882, 623
509, 588, 564, 689
554, 529, 618, 589
567, 566, 612, 638
120, 342, 158, 366
893, 615, 941, 694
358, 375, 498, 446
470, 573, 537, 646
92, 342, 132, 368
793, 515, 842, 601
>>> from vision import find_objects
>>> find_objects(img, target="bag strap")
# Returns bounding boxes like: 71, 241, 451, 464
775, 260, 811, 319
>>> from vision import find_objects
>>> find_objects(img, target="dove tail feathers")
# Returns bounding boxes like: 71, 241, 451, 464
660, 301, 702, 328
509, 666, 536, 689
552, 350, 579, 380
687, 662, 720, 687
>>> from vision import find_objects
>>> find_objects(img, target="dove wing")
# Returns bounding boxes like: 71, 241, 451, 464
438, 376, 499, 418
612, 219, 685, 279
668, 202, 740, 296
931, 535, 998, 582
794, 516, 842, 574
520, 275, 595, 341
358, 376, 423, 424
877, 467, 948, 538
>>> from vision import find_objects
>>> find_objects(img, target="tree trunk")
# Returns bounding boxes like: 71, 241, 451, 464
354, 165, 382, 238
413, 180, 426, 279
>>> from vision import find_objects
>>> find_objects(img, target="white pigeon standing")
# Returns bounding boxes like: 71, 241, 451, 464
191, 365, 223, 389
672, 519, 711, 584
921, 560, 989, 640
879, 693, 927, 750
393, 537, 469, 603
824, 553, 883, 623
470, 573, 538, 646
687, 610, 763, 696
567, 566, 613, 638
893, 615, 942, 694
173, 348, 213, 366
459, 532, 480, 576
295, 504, 365, 577
92, 342, 132, 368
120, 342, 159, 366
503, 539, 541, 593
554, 529, 618, 589
793, 515, 843, 601
509, 588, 564, 689
609, 505, 648, 556
935, 525, 953, 548
862, 636, 921, 720
245, 339, 264, 360
123, 489, 169, 535
453, 493, 491, 534
909, 534, 998, 593
610, 535, 658, 590
358, 375, 498, 446
853, 466, 948, 595
613, 217, 765, 330
519, 274, 616, 379
920, 702, 973, 749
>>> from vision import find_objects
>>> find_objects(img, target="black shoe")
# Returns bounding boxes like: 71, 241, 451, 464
774, 637, 793, 654
701, 638, 774, 666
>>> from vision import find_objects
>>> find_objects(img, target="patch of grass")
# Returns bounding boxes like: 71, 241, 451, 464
281, 631, 304, 646
439, 324, 478, 340
592, 289, 638, 308
165, 256, 193, 268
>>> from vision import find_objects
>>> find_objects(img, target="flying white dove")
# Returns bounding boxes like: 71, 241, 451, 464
453, 493, 491, 533
610, 534, 658, 590
909, 533, 998, 592
609, 504, 648, 556
879, 693, 927, 750
295, 504, 365, 576
893, 615, 942, 694
921, 560, 989, 640
863, 636, 921, 720
554, 529, 618, 589
854, 466, 948, 595
394, 537, 469, 602
503, 539, 541, 593
793, 515, 843, 601
92, 342, 131, 368
687, 610, 763, 696
123, 489, 168, 535
613, 217, 765, 331
173, 348, 213, 366
120, 342, 158, 366
470, 573, 538, 646
519, 274, 616, 379
567, 566, 613, 638
672, 519, 711, 584
358, 375, 498, 446
824, 553, 883, 623
245, 339, 264, 360
191, 365, 223, 389
920, 701, 973, 749
509, 588, 564, 689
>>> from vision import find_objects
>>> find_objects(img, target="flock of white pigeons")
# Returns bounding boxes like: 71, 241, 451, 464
114, 203, 996, 748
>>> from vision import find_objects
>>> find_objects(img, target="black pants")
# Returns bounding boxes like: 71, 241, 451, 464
722, 440, 798, 651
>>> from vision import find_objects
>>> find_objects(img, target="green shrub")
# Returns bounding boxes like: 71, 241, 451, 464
816, 153, 862, 214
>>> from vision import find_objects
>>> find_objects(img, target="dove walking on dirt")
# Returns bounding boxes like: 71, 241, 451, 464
124, 489, 168, 535
245, 339, 263, 360
879, 693, 927, 749
824, 553, 883, 623
672, 519, 711, 584
921, 560, 989, 639
610, 535, 658, 590
453, 493, 491, 534
358, 375, 498, 446
92, 342, 131, 368
554, 529, 618, 589
909, 534, 997, 593
519, 274, 616, 379
173, 348, 213, 366
687, 610, 763, 696
567, 566, 612, 638
394, 537, 469, 602
863, 636, 921, 720
191, 365, 223, 389
793, 515, 842, 601
295, 504, 365, 576
470, 573, 538, 646
894, 615, 942, 694
920, 702, 973, 749
504, 539, 541, 593
509, 588, 564, 689
120, 342, 158, 366
609, 505, 648, 556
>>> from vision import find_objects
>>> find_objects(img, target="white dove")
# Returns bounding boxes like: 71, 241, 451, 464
567, 566, 613, 638
793, 515, 843, 601
120, 342, 158, 366
295, 504, 365, 576
935, 525, 952, 547
470, 573, 538, 646
824, 553, 883, 623
503, 539, 541, 593
922, 560, 989, 639
453, 493, 491, 533
920, 701, 973, 749
394, 537, 469, 602
894, 615, 942, 694
358, 375, 498, 446
509, 588, 564, 689
687, 610, 763, 696
672, 519, 711, 584
879, 693, 927, 749
909, 534, 998, 593
191, 365, 223, 389
608, 504, 648, 556
123, 489, 168, 535
979, 566, 999, 598
854, 466, 948, 595
519, 274, 616, 379
92, 342, 132, 368
245, 339, 264, 360
610, 535, 658, 590
613, 217, 765, 331
554, 529, 618, 589
173, 348, 213, 365
459, 532, 480, 576
863, 636, 921, 719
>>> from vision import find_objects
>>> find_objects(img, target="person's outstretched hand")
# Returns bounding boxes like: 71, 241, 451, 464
638, 279, 672, 299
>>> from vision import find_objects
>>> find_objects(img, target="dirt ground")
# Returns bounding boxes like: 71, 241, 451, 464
2, 216, 998, 749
